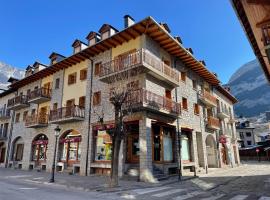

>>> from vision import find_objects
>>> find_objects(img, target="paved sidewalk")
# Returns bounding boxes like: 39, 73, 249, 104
0, 168, 194, 192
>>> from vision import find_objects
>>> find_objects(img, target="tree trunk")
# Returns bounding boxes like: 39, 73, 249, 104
110, 105, 122, 187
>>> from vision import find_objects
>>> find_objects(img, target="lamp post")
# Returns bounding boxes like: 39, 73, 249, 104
49, 126, 61, 183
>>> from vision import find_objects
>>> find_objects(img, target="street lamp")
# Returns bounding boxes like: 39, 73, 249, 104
49, 125, 61, 183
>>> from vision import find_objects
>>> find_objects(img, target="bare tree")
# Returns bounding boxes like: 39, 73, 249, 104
99, 52, 140, 187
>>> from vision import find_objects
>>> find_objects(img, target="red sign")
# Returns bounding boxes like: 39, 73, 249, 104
219, 135, 227, 144
32, 140, 48, 145
256, 148, 260, 153
60, 137, 81, 144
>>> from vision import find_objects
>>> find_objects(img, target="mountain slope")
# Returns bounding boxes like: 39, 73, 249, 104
0, 61, 24, 90
228, 59, 270, 117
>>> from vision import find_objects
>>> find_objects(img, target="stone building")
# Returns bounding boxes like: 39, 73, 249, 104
0, 15, 239, 182
236, 120, 256, 148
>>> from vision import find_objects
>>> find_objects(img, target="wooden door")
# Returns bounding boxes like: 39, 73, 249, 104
66, 99, 75, 117
165, 90, 172, 111
127, 134, 139, 163
39, 107, 47, 123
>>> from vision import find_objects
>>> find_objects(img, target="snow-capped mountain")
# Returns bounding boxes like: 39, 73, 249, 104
228, 59, 270, 117
0, 61, 24, 90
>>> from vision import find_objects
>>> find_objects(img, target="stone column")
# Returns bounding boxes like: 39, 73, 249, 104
139, 117, 156, 182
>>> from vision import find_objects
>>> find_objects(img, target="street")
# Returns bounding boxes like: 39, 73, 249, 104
1, 162, 270, 200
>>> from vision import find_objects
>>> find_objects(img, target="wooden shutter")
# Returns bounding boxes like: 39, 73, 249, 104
79, 96, 86, 108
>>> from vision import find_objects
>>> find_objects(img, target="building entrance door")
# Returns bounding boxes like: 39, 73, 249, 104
0, 148, 5, 163
126, 134, 139, 163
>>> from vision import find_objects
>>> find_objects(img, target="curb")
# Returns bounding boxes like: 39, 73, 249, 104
207, 176, 242, 191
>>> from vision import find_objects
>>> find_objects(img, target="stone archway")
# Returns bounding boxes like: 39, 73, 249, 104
11, 137, 24, 162
58, 129, 81, 168
31, 134, 48, 166
205, 134, 218, 168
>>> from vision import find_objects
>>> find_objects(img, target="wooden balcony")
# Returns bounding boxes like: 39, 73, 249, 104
123, 88, 181, 117
49, 105, 85, 124
28, 87, 51, 104
25, 113, 48, 128
199, 90, 217, 107
206, 116, 220, 130
7, 95, 29, 110
99, 49, 180, 87
217, 108, 230, 119
0, 108, 11, 120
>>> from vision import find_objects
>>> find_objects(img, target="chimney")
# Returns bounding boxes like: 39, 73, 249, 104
213, 72, 218, 77
186, 48, 193, 54
200, 60, 206, 66
72, 39, 88, 54
159, 23, 171, 33
49, 52, 66, 65
86, 31, 101, 46
124, 15, 135, 28
174, 36, 182, 44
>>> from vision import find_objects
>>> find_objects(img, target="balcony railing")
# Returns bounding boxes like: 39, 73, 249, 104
7, 95, 29, 110
123, 88, 181, 116
49, 105, 85, 124
199, 90, 217, 107
262, 26, 270, 46
25, 113, 48, 128
207, 116, 220, 130
28, 87, 51, 104
217, 107, 230, 119
99, 49, 180, 86
0, 108, 10, 119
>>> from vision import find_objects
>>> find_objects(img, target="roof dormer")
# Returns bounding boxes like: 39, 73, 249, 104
72, 39, 88, 54
98, 24, 118, 40
25, 65, 33, 77
159, 23, 171, 33
49, 52, 66, 65
33, 62, 47, 73
86, 31, 101, 46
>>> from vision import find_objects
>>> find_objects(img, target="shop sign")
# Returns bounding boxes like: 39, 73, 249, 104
60, 137, 81, 144
32, 140, 48, 145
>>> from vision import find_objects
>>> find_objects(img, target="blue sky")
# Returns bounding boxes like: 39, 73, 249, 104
0, 0, 255, 83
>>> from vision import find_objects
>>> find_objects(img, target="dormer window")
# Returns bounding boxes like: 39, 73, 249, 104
72, 39, 88, 54
49, 52, 66, 65
99, 24, 118, 40
86, 32, 101, 46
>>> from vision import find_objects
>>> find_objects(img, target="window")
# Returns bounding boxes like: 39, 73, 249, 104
182, 97, 188, 110
53, 103, 58, 111
239, 132, 244, 139
95, 130, 112, 161
192, 80, 197, 90
31, 109, 36, 116
27, 89, 31, 97
247, 141, 252, 146
23, 111, 28, 121
246, 132, 252, 137
94, 62, 101, 76
163, 59, 171, 66
194, 103, 200, 115
55, 78, 60, 89
68, 72, 77, 85
15, 113, 20, 123
79, 96, 86, 108
80, 69, 87, 80
181, 71, 186, 82
93, 91, 101, 106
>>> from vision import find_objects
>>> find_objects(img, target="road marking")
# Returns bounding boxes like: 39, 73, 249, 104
19, 187, 38, 190
201, 194, 225, 200
152, 189, 185, 197
121, 194, 136, 199
191, 179, 215, 190
5, 175, 32, 179
229, 195, 248, 200
33, 177, 44, 180
173, 191, 205, 200
132, 186, 171, 195
259, 197, 270, 200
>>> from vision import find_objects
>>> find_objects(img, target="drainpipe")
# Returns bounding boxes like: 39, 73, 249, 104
5, 91, 17, 168
174, 59, 182, 181
85, 58, 94, 176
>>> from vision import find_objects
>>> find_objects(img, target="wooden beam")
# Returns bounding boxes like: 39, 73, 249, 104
103, 40, 116, 48
120, 32, 132, 41
153, 34, 168, 41
125, 29, 137, 39
111, 37, 122, 45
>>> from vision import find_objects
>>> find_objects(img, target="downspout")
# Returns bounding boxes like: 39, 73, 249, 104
174, 59, 182, 181
85, 58, 94, 176
5, 91, 17, 168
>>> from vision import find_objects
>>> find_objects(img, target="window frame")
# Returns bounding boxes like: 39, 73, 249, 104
68, 72, 77, 85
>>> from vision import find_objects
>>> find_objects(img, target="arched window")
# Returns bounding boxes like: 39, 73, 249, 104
12, 137, 24, 161
59, 130, 81, 166
32, 134, 48, 163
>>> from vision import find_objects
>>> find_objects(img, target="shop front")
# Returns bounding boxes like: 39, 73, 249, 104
59, 130, 81, 170
31, 134, 48, 169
